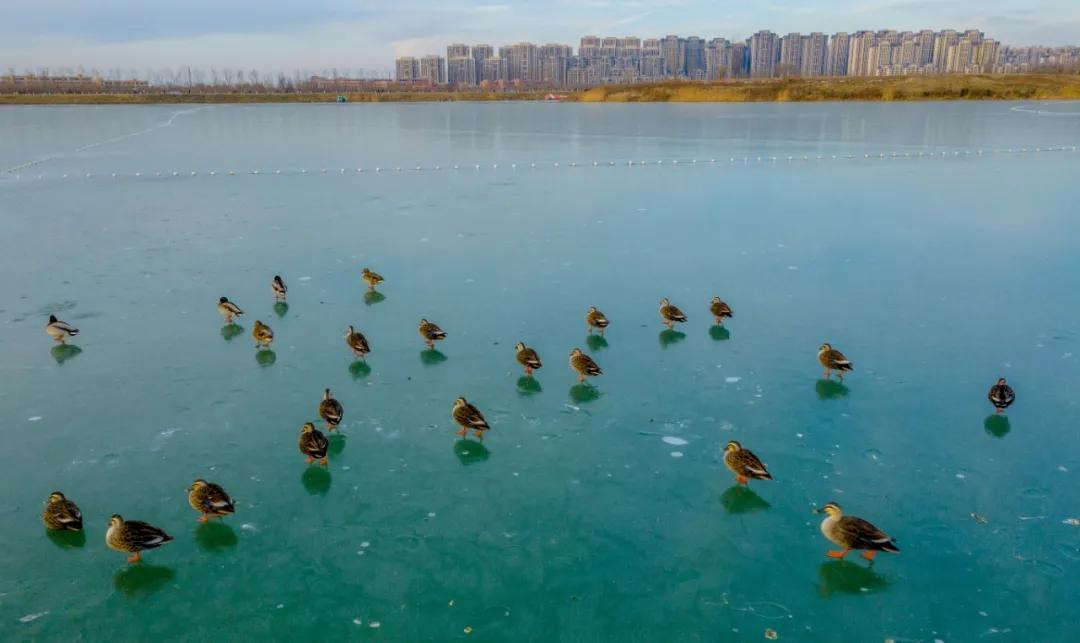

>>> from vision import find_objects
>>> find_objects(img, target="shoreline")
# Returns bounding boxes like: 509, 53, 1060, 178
2, 75, 1079, 105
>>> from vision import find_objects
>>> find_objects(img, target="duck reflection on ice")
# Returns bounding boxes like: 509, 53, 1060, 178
302, 466, 331, 496
984, 413, 1011, 438
46, 527, 87, 549
349, 360, 372, 379
113, 564, 176, 597
585, 334, 609, 351
220, 324, 244, 342
454, 438, 490, 465
273, 301, 289, 318
195, 521, 238, 552
815, 379, 850, 400
517, 376, 542, 396
709, 325, 731, 342
659, 329, 687, 348
569, 383, 601, 404
720, 485, 771, 514
328, 433, 347, 457
255, 349, 276, 367
817, 560, 889, 597
50, 344, 83, 365
420, 348, 447, 365
364, 291, 386, 306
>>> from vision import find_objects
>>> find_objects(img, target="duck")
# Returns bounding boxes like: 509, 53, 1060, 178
106, 514, 173, 563
362, 267, 384, 291
659, 298, 687, 329
723, 441, 773, 485
318, 388, 344, 430
515, 342, 542, 376
42, 492, 83, 531
299, 422, 329, 465
569, 348, 602, 383
710, 297, 733, 325
345, 325, 370, 359
452, 397, 490, 439
585, 306, 609, 335
271, 275, 287, 300
818, 343, 853, 380
418, 319, 447, 348
988, 378, 1015, 413
186, 479, 236, 523
217, 297, 243, 324
814, 502, 900, 562
252, 320, 273, 348
45, 315, 79, 344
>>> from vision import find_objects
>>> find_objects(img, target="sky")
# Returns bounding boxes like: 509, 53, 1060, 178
1, 1, 1077, 76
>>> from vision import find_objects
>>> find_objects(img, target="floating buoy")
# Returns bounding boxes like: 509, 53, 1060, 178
252, 170, 259, 175
135, 172, 141, 177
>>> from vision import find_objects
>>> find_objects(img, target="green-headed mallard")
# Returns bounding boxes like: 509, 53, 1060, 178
187, 479, 235, 523
299, 422, 329, 465
252, 320, 273, 348
723, 441, 773, 485
515, 342, 542, 376
815, 502, 899, 561
988, 378, 1015, 413
272, 275, 287, 301
452, 397, 490, 439
346, 326, 370, 360
818, 343, 853, 380
569, 348, 602, 383
217, 297, 243, 324
318, 388, 343, 431
45, 315, 79, 344
42, 491, 83, 531
419, 319, 446, 348
585, 306, 609, 335
659, 298, 687, 329
106, 514, 173, 563
362, 267, 384, 291
710, 297, 733, 325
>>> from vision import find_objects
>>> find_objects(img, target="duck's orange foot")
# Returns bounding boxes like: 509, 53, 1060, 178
861, 550, 877, 561
127, 553, 141, 563
474, 430, 484, 439
306, 456, 314, 464
826, 549, 849, 559
456, 426, 467, 437
197, 514, 210, 523
736, 475, 748, 485
319, 457, 328, 466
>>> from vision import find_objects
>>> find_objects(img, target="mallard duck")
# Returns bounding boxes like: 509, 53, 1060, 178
345, 325, 370, 359
585, 306, 609, 335
814, 502, 899, 561
988, 378, 1015, 413
362, 267, 384, 291
569, 348, 602, 383
252, 320, 273, 348
818, 343, 853, 380
187, 479, 235, 523
452, 397, 490, 439
418, 319, 446, 348
42, 492, 83, 531
217, 297, 243, 324
45, 315, 79, 344
106, 514, 173, 563
723, 441, 773, 485
272, 275, 287, 300
319, 388, 343, 430
659, 298, 687, 329
515, 342, 542, 376
299, 422, 329, 465
710, 297, 733, 325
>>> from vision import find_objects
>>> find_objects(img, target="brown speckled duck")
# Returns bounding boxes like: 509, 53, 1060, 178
298, 422, 329, 465
271, 275, 287, 300
659, 298, 687, 329
252, 320, 274, 348
318, 388, 343, 431
346, 326, 370, 360
818, 343, 853, 380
515, 342, 542, 376
988, 378, 1015, 413
815, 502, 899, 562
362, 267, 384, 291
187, 479, 236, 523
585, 306, 609, 335
452, 397, 491, 439
723, 441, 773, 485
106, 514, 173, 563
418, 319, 446, 348
569, 348, 602, 383
709, 297, 733, 325
42, 492, 83, 531
217, 297, 243, 324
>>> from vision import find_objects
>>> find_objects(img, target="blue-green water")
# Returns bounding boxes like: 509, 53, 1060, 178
1, 102, 1079, 641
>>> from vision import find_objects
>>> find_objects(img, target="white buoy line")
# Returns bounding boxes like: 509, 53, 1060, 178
4, 145, 1076, 182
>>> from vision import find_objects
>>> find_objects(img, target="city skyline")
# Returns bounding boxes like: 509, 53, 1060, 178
2, 1, 1080, 74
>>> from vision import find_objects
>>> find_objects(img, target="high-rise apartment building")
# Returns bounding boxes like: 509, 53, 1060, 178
828, 32, 850, 76
684, 36, 706, 78
779, 33, 803, 75
394, 57, 419, 81
750, 30, 779, 77
801, 33, 828, 76
419, 55, 445, 84
661, 35, 685, 77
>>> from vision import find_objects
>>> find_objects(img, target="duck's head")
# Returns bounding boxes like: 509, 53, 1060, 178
346, 325, 354, 335
660, 298, 670, 306
420, 318, 429, 325
997, 377, 1007, 385
362, 268, 371, 275
48, 491, 67, 504
514, 342, 526, 352
819, 343, 832, 352
188, 478, 208, 493
570, 348, 582, 357
815, 502, 843, 517
109, 514, 124, 527
453, 397, 467, 408
301, 422, 316, 434
48, 314, 58, 323
724, 440, 742, 454
219, 296, 228, 304
324, 388, 332, 400
711, 296, 722, 304
587, 306, 597, 313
